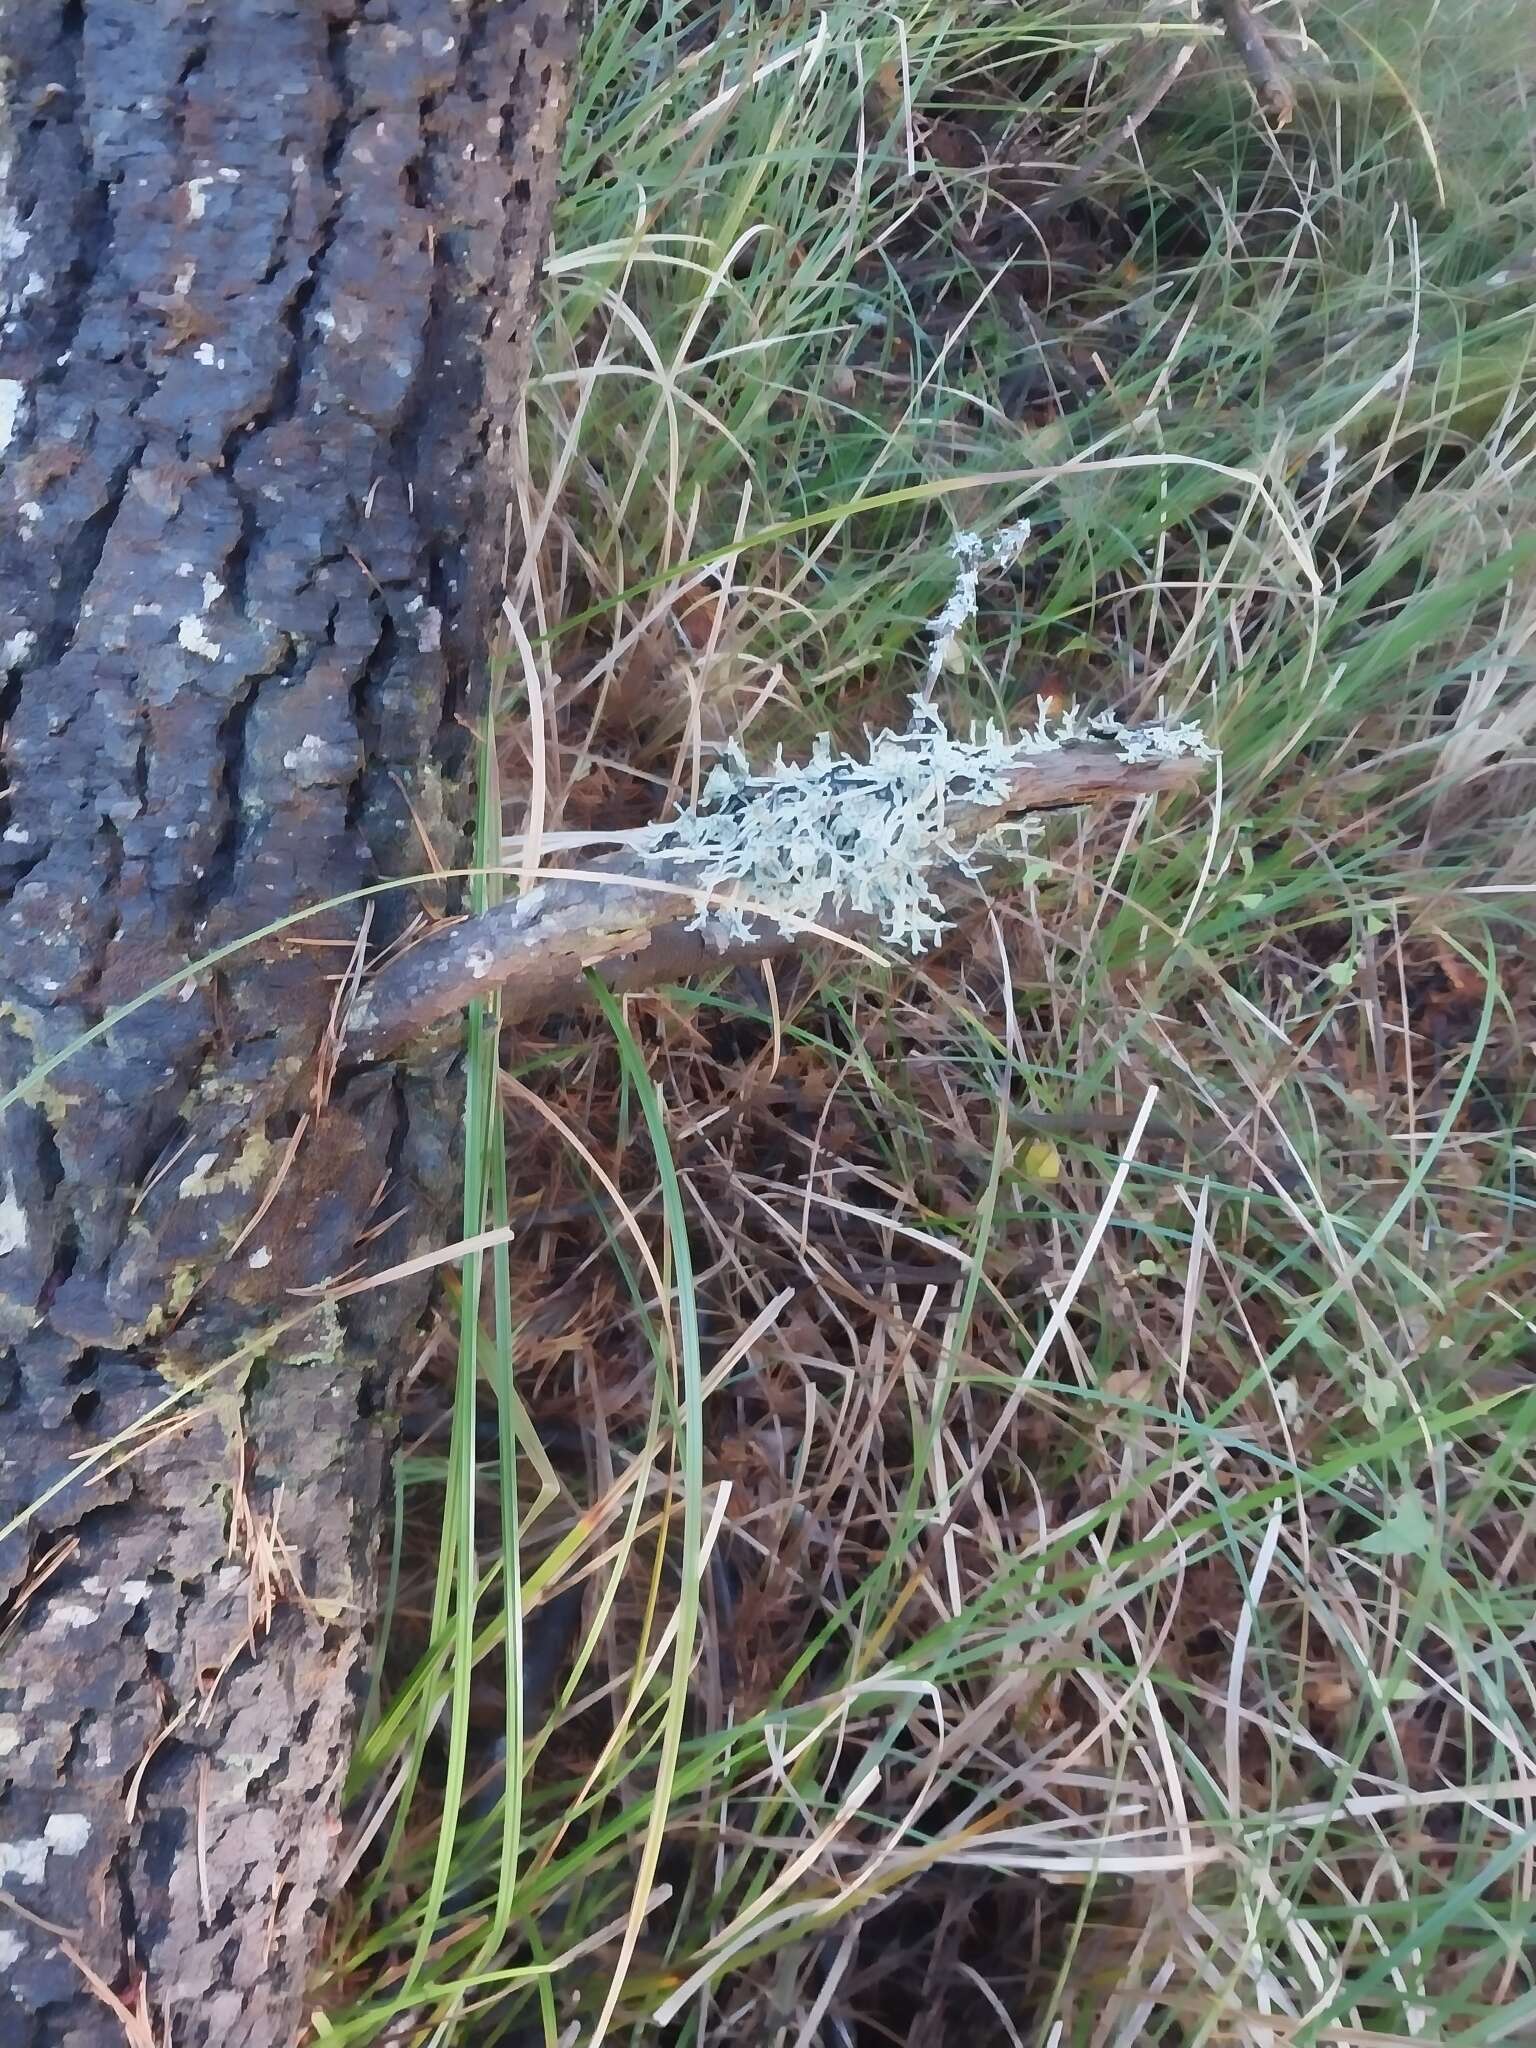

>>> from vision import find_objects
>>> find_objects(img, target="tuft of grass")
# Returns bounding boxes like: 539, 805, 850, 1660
323, 3, 1536, 2043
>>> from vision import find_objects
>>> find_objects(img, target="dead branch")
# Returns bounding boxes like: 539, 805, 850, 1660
1207, 0, 1296, 128
344, 741, 1205, 1060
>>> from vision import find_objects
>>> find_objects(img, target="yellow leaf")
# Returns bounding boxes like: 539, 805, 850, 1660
1022, 1137, 1061, 1181
1104, 1367, 1153, 1404
870, 60, 902, 116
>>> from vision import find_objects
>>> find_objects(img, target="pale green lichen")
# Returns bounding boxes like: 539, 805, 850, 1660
143, 1260, 201, 1339
282, 1299, 345, 1370
175, 1128, 277, 1203
926, 523, 1034, 684
638, 517, 1212, 951
639, 697, 1213, 954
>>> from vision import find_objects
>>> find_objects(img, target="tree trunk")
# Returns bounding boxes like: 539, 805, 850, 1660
0, 5, 574, 2042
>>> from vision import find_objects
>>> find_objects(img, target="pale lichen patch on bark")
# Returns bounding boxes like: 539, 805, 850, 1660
0, 1171, 28, 1255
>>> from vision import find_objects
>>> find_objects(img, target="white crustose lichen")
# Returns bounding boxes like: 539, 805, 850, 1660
639, 696, 1213, 954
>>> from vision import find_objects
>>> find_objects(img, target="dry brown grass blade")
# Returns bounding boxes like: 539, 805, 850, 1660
344, 742, 1202, 1059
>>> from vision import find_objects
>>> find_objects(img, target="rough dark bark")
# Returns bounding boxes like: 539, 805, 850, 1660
0, 5, 574, 2043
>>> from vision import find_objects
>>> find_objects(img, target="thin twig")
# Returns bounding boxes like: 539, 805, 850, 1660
1026, 42, 1196, 231
1208, 0, 1296, 128
343, 741, 1205, 1060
